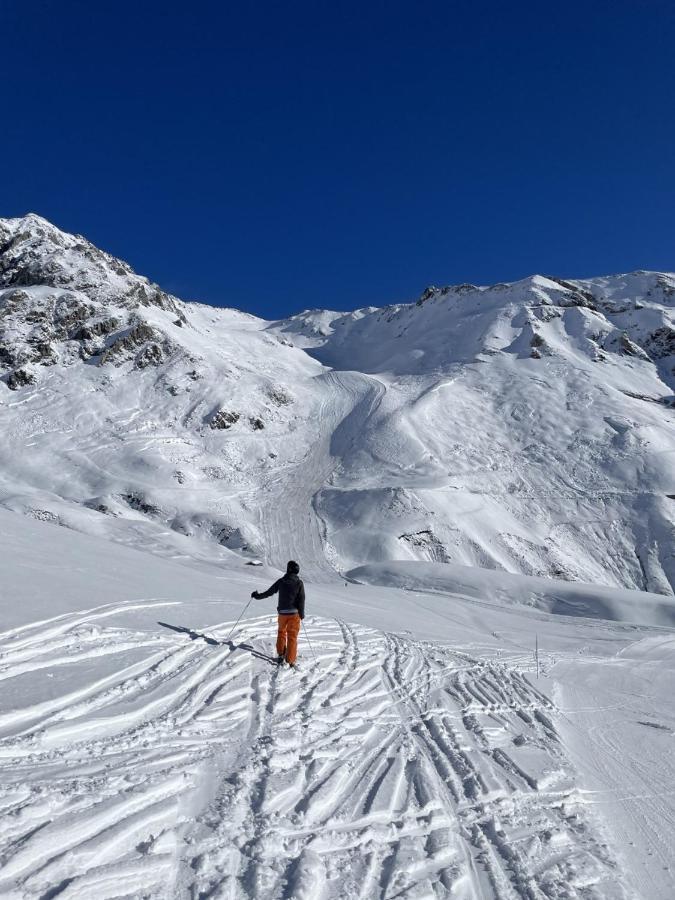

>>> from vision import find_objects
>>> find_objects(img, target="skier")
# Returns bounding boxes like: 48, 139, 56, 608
251, 560, 305, 667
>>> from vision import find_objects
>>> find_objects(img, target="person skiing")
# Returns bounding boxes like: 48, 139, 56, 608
251, 560, 305, 667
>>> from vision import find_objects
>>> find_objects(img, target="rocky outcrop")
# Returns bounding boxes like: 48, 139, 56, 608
99, 322, 174, 368
398, 529, 451, 563
530, 332, 547, 359
267, 386, 293, 406
0, 214, 183, 316
121, 492, 162, 516
645, 326, 675, 359
546, 276, 597, 309
619, 332, 651, 360
70, 317, 120, 341
210, 410, 240, 430
6, 367, 36, 390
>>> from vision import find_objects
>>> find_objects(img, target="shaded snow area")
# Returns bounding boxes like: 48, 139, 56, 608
1, 216, 675, 898
1, 511, 674, 899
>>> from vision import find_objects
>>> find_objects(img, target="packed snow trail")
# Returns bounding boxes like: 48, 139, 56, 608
0, 602, 626, 899
257, 370, 386, 581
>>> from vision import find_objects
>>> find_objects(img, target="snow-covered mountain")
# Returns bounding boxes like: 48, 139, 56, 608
2, 214, 675, 593
2, 216, 675, 900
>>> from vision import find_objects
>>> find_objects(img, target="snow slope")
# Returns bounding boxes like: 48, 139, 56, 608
2, 215, 675, 592
348, 560, 675, 627
2, 215, 675, 897
1, 510, 674, 899
272, 275, 675, 593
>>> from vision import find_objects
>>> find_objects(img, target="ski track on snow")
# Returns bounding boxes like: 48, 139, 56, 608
0, 602, 626, 899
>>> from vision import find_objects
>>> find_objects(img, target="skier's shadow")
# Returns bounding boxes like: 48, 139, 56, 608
158, 621, 221, 645
157, 621, 277, 665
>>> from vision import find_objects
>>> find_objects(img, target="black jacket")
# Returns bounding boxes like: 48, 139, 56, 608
256, 573, 305, 618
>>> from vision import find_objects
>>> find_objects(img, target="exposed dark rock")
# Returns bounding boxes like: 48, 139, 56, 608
529, 332, 547, 358
559, 293, 597, 310
546, 277, 597, 309
0, 288, 31, 308
619, 332, 650, 360
0, 216, 184, 318
398, 529, 451, 563
267, 386, 292, 406
121, 492, 161, 516
6, 367, 36, 390
216, 524, 249, 549
84, 498, 117, 516
135, 343, 166, 369
249, 417, 265, 430
655, 275, 675, 298
417, 286, 437, 305
645, 326, 675, 359
70, 317, 120, 341
78, 340, 104, 361
54, 296, 95, 331
99, 322, 170, 367
603, 301, 632, 314
210, 410, 240, 430
29, 341, 58, 365
532, 305, 562, 323
0, 342, 30, 368
416, 283, 476, 305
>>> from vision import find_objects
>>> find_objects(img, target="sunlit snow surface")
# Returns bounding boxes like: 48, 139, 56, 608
1, 511, 674, 899
1, 216, 675, 897
2, 216, 675, 592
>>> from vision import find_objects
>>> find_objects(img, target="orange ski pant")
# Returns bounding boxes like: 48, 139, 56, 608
277, 614, 301, 664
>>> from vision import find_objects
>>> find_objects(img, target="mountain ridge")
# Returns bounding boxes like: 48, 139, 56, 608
2, 213, 675, 594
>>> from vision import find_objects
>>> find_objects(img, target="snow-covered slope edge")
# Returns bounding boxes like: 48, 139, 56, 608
348, 560, 675, 626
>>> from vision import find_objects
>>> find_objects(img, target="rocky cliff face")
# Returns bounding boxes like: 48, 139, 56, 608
0, 215, 187, 386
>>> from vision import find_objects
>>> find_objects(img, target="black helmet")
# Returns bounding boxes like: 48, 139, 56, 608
286, 560, 300, 575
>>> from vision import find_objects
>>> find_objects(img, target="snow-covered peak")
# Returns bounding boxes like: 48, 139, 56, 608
0, 213, 181, 315
271, 269, 675, 377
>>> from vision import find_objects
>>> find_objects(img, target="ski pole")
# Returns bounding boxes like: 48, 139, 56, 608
224, 598, 253, 644
302, 619, 318, 663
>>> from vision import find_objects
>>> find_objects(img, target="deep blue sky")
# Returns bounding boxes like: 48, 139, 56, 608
2, 1, 674, 317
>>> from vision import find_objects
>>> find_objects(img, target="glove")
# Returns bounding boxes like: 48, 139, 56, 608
251, 590, 259, 599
